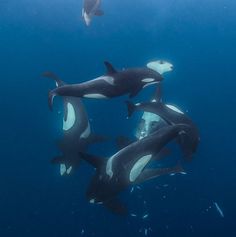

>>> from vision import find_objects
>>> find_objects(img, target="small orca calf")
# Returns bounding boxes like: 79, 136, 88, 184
82, 0, 104, 26
79, 125, 187, 215
126, 87, 200, 160
43, 72, 107, 175
48, 61, 163, 110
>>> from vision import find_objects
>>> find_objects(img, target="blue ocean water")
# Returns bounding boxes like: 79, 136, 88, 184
0, 0, 236, 236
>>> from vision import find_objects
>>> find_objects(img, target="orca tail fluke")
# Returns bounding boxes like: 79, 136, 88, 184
51, 156, 75, 176
48, 90, 56, 111
125, 101, 136, 118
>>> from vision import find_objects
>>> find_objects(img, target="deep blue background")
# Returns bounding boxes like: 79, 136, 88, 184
0, 0, 236, 236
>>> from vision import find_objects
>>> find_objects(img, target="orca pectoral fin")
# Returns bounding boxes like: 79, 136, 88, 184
42, 71, 65, 87
104, 198, 128, 216
94, 9, 104, 16
176, 132, 194, 161
129, 86, 142, 98
78, 152, 105, 169
104, 61, 117, 74
125, 101, 136, 118
116, 136, 134, 150
135, 165, 184, 184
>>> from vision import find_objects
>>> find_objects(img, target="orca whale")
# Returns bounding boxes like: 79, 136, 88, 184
126, 87, 200, 160
43, 72, 107, 175
136, 60, 174, 140
82, 0, 104, 26
79, 124, 187, 215
48, 61, 163, 110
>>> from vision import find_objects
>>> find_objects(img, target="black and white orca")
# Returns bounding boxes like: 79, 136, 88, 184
135, 60, 174, 140
48, 61, 163, 110
79, 124, 187, 215
126, 87, 200, 160
82, 0, 104, 26
43, 72, 107, 175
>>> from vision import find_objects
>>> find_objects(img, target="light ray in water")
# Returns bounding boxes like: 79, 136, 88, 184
214, 202, 224, 218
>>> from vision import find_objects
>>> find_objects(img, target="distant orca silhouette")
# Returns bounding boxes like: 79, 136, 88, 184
79, 125, 187, 215
82, 0, 104, 26
48, 61, 163, 110
126, 86, 200, 160
43, 72, 107, 175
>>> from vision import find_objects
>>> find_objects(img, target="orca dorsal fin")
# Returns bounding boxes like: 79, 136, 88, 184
42, 71, 65, 87
104, 61, 117, 74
